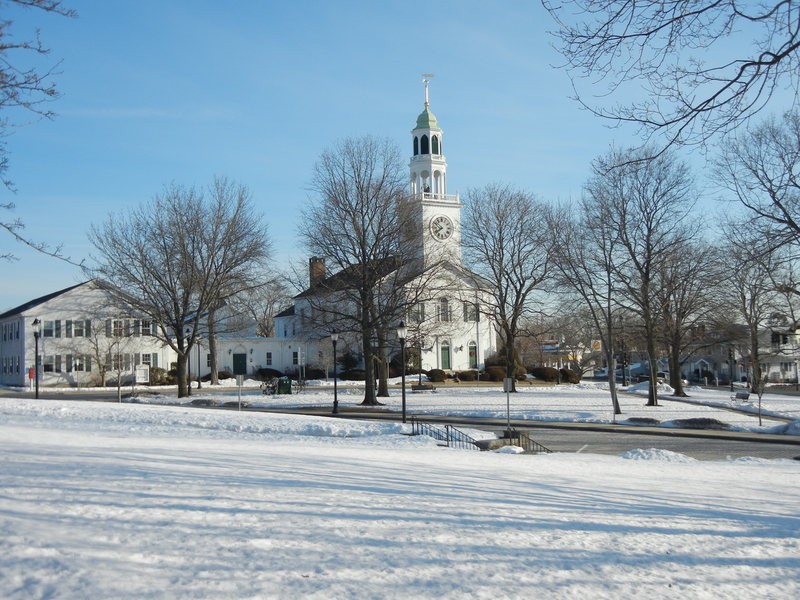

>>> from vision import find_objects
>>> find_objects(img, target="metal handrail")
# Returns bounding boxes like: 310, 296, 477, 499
516, 430, 553, 454
409, 417, 480, 451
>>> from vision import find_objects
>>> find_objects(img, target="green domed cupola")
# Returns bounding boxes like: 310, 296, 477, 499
416, 107, 439, 130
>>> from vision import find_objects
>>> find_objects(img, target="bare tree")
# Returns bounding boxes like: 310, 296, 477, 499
87, 179, 271, 397
715, 110, 800, 264
226, 278, 292, 338
461, 183, 555, 391
543, 1, 800, 153
299, 135, 418, 405
551, 198, 624, 414
585, 147, 699, 406
721, 232, 785, 424
194, 177, 272, 385
653, 240, 721, 396
2, 1, 78, 260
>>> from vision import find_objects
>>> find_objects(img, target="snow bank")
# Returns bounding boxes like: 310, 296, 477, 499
618, 448, 697, 462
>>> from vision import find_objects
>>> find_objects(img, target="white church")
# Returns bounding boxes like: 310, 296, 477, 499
266, 82, 496, 377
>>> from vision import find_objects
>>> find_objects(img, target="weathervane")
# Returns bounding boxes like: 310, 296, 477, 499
422, 73, 435, 107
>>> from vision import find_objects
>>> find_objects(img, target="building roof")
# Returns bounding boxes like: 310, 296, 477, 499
415, 107, 439, 130
274, 305, 295, 319
0, 281, 90, 320
295, 256, 406, 299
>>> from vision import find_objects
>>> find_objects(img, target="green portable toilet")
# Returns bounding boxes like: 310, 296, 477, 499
277, 377, 292, 394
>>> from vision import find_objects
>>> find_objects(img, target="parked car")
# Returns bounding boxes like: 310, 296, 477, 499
636, 372, 668, 383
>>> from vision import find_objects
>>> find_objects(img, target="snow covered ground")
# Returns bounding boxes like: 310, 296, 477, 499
1, 383, 799, 598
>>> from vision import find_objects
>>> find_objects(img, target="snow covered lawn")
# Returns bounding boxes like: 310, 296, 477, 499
1, 396, 799, 599
109, 379, 800, 433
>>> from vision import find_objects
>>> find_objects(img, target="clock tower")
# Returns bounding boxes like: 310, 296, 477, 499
408, 77, 463, 267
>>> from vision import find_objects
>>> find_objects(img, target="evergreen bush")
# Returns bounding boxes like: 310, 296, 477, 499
427, 368, 447, 383
340, 369, 366, 381
304, 367, 326, 380
148, 366, 168, 385
456, 370, 477, 381
559, 368, 580, 384
529, 366, 560, 382
486, 366, 507, 382
257, 367, 283, 380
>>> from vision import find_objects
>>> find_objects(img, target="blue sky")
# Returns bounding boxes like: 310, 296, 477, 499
0, 0, 702, 311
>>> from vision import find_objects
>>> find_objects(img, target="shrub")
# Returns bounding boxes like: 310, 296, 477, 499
485, 366, 507, 382
201, 371, 236, 382
427, 368, 447, 383
340, 369, 366, 381
529, 366, 560, 382
456, 370, 477, 382
257, 368, 283, 380
673, 418, 730, 430
484, 353, 506, 368
559, 368, 580, 384
149, 366, 169, 385
304, 367, 326, 380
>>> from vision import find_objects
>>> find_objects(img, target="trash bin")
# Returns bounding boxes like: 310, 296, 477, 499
277, 377, 292, 395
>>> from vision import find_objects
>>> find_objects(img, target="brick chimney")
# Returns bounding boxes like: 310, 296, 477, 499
309, 257, 326, 288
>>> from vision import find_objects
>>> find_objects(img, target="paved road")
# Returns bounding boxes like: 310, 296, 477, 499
3, 390, 799, 461
503, 427, 800, 461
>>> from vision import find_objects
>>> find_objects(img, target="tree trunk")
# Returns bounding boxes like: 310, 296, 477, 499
376, 357, 390, 396
646, 335, 659, 406
604, 333, 622, 415
176, 352, 188, 398
360, 328, 380, 406
669, 350, 686, 397
504, 329, 517, 392
376, 336, 389, 397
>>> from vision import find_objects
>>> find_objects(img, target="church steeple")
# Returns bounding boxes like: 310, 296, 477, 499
408, 76, 463, 266
410, 75, 447, 196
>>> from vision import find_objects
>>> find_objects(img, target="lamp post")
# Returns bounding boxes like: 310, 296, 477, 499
197, 337, 202, 390
32, 318, 41, 399
397, 321, 407, 423
331, 331, 339, 414
185, 329, 191, 397
418, 336, 424, 387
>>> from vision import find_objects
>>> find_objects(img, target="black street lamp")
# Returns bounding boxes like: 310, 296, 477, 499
397, 321, 407, 423
331, 331, 339, 414
197, 337, 202, 390
185, 329, 191, 397
32, 318, 41, 399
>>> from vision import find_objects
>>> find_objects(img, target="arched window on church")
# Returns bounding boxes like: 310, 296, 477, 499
421, 134, 429, 154
432, 135, 439, 154
413, 136, 419, 156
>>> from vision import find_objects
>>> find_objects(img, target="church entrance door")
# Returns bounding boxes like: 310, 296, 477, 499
441, 342, 451, 370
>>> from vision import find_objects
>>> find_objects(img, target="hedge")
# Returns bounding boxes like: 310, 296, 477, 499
427, 368, 447, 383
528, 366, 560, 382
559, 368, 580, 384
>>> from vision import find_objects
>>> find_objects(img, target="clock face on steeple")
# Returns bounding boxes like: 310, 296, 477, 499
430, 215, 453, 240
